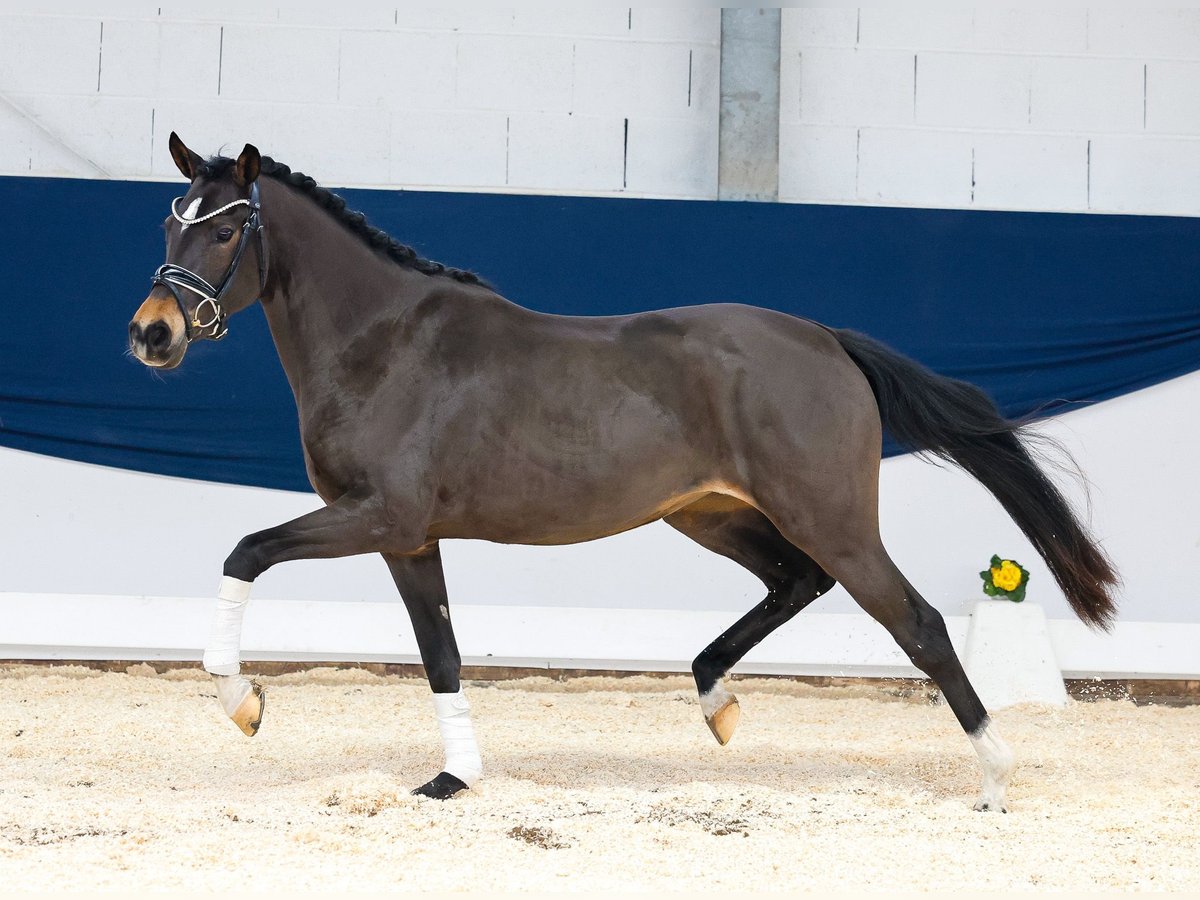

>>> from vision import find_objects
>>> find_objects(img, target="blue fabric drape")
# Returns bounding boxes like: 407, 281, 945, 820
1, 174, 1197, 492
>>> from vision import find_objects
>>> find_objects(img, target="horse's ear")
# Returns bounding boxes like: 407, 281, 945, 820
168, 131, 203, 181
234, 143, 261, 188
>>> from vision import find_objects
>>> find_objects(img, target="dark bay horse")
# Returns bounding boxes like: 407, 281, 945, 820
129, 135, 1118, 809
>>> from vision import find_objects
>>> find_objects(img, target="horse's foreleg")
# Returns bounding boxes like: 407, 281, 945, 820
382, 546, 481, 800
665, 500, 835, 745
203, 494, 411, 737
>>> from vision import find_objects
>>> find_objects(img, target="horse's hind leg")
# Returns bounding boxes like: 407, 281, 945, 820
806, 538, 1015, 811
665, 496, 835, 745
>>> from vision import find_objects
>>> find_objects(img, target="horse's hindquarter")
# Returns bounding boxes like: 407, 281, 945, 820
419, 302, 881, 546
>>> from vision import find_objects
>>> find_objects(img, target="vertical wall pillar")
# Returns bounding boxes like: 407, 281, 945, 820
718, 8, 781, 201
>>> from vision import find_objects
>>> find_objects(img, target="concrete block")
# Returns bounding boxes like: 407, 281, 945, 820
96, 19, 157, 96
1146, 61, 1200, 134
510, 8, 631, 37
625, 116, 718, 198
455, 34, 574, 112
972, 133, 1088, 212
10, 93, 153, 177
857, 127, 973, 208
964, 601, 1068, 709
0, 15, 100, 94
917, 52, 1031, 130
273, 106, 390, 187
629, 8, 720, 44
338, 31, 457, 109
389, 110, 508, 188
154, 3, 279, 23
573, 40, 694, 116
506, 113, 624, 193
397, 9, 517, 34
783, 8, 858, 49
858, 8, 974, 50
0, 99, 83, 177
73, 2, 160, 18
99, 20, 222, 99
275, 8, 396, 28
1087, 10, 1200, 59
972, 9, 1088, 54
799, 48, 915, 127
689, 45, 722, 118
779, 44, 801, 124
1089, 135, 1200, 215
1031, 57, 1144, 134
778, 123, 858, 203
219, 25, 340, 103
156, 22, 222, 98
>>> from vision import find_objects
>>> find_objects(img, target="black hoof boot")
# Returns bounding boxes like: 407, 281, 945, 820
411, 771, 469, 800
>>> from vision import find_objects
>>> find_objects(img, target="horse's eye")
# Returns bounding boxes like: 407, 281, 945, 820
216, 226, 235, 243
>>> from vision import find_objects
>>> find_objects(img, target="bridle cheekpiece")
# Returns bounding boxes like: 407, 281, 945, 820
152, 180, 268, 342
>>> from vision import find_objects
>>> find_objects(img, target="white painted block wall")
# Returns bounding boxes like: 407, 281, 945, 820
0, 7, 720, 199
4, 8, 1197, 214
780, 8, 1200, 215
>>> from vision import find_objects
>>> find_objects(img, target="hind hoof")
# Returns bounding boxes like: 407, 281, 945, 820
412, 771, 469, 800
231, 682, 265, 737
705, 697, 741, 746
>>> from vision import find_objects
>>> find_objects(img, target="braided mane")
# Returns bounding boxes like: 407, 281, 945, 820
197, 155, 490, 288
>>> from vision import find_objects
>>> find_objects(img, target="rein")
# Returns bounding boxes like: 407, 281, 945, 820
152, 180, 268, 342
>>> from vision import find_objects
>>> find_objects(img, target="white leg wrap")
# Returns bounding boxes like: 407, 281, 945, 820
433, 690, 482, 787
202, 576, 252, 676
970, 719, 1015, 811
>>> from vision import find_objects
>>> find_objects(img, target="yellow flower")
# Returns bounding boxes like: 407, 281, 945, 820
991, 560, 1023, 592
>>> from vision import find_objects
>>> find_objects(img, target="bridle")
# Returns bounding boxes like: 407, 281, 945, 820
152, 180, 268, 342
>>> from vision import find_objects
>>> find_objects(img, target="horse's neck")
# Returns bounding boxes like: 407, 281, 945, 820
256, 184, 424, 399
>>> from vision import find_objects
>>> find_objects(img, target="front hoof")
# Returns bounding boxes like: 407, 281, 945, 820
411, 771, 469, 800
973, 797, 1008, 813
231, 682, 266, 737
705, 697, 741, 746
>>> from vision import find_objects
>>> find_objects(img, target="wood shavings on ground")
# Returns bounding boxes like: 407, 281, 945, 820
0, 664, 1197, 891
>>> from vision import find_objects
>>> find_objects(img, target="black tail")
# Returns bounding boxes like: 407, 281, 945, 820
834, 328, 1119, 630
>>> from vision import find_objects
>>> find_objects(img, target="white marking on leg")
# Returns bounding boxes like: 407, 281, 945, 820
179, 196, 203, 232
970, 719, 1015, 812
214, 672, 253, 717
699, 680, 735, 719
432, 690, 482, 787
439, 604, 449, 621
202, 575, 252, 677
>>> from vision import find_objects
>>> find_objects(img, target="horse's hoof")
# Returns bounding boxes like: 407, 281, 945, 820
973, 798, 1008, 813
231, 682, 265, 737
411, 771, 469, 800
705, 697, 740, 746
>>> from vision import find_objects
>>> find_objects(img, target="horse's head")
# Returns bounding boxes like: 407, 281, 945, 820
128, 132, 267, 369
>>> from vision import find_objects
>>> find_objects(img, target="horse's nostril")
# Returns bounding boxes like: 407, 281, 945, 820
128, 322, 143, 346
144, 321, 172, 353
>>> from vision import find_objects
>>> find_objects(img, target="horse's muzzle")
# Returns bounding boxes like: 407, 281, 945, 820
129, 317, 186, 368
